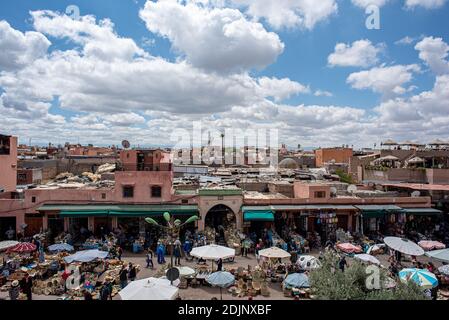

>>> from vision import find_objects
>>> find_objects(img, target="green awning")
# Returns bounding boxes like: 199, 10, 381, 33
60, 211, 108, 217
109, 211, 198, 217
355, 205, 403, 219
244, 211, 274, 222
361, 211, 385, 219
402, 208, 443, 216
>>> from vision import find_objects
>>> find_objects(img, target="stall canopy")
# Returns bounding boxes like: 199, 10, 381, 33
401, 208, 442, 216
355, 205, 403, 218
243, 210, 274, 222
39, 204, 199, 217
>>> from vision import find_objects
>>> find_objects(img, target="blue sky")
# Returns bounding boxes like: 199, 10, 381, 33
1, 0, 449, 148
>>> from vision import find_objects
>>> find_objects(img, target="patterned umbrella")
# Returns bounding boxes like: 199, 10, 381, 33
6, 242, 37, 253
438, 265, 449, 276
399, 268, 438, 289
296, 255, 321, 270
206, 271, 235, 300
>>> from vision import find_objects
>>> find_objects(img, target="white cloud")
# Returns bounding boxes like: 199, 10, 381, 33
231, 0, 338, 30
139, 0, 284, 73
415, 36, 449, 75
314, 90, 333, 97
347, 64, 421, 97
257, 77, 310, 102
0, 20, 51, 71
328, 39, 383, 68
31, 10, 145, 62
395, 36, 416, 45
351, 0, 390, 8
375, 75, 449, 124
405, 0, 447, 9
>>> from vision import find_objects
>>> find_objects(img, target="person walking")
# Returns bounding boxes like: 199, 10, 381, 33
217, 258, 223, 272
117, 246, 123, 261
183, 240, 192, 260
128, 263, 137, 281
146, 249, 154, 269
338, 256, 347, 273
119, 265, 128, 289
100, 277, 113, 300
174, 243, 182, 266
9, 280, 20, 300
23, 273, 33, 301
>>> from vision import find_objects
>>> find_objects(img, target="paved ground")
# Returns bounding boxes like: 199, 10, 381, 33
1, 250, 443, 301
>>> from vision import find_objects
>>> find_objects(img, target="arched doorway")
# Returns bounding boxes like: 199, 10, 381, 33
205, 205, 236, 244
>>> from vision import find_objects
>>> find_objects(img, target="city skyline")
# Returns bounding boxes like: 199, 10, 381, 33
1, 0, 449, 147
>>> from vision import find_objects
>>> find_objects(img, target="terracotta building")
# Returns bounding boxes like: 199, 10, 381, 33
315, 147, 353, 167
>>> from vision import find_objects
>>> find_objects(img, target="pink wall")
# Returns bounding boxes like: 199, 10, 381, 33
114, 171, 173, 203
0, 136, 17, 192
293, 182, 331, 199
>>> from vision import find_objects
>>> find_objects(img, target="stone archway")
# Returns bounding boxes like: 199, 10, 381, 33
204, 204, 236, 244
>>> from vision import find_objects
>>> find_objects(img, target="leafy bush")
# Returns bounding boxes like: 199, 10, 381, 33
309, 250, 428, 300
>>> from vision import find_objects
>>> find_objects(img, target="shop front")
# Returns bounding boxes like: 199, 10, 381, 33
242, 206, 275, 240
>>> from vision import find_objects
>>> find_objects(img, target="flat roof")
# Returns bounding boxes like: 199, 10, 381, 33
382, 183, 449, 191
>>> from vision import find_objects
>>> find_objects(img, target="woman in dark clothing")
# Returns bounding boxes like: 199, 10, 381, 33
128, 263, 137, 281
23, 274, 33, 300
217, 258, 223, 272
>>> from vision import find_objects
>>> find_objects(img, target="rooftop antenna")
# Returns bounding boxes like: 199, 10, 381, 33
411, 191, 421, 198
347, 185, 357, 194
121, 140, 131, 150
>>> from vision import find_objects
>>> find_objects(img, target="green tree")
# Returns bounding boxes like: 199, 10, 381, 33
335, 169, 354, 184
309, 251, 428, 300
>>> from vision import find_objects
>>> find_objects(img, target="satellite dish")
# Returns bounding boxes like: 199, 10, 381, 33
166, 267, 180, 284
330, 187, 337, 196
347, 185, 357, 194
411, 191, 421, 197
121, 140, 130, 149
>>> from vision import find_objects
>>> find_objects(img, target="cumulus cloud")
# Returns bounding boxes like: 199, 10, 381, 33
31, 10, 145, 61
314, 90, 333, 97
328, 39, 383, 68
351, 0, 390, 8
405, 0, 447, 9
395, 36, 417, 45
139, 0, 284, 73
231, 0, 338, 30
347, 64, 421, 98
257, 77, 310, 102
415, 36, 449, 75
0, 20, 51, 71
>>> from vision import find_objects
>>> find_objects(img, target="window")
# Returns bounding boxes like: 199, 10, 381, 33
181, 199, 188, 204
151, 186, 162, 198
123, 186, 134, 198
31, 196, 36, 203
314, 191, 326, 198
101, 193, 106, 199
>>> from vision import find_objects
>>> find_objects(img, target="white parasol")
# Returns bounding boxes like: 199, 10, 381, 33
190, 244, 235, 260
118, 277, 179, 300
354, 254, 381, 265
258, 246, 291, 259
384, 237, 424, 256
